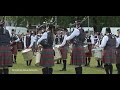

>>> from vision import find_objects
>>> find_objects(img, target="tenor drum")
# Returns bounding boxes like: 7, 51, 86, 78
22, 49, 33, 61
92, 48, 102, 59
84, 45, 89, 53
35, 51, 41, 64
54, 45, 62, 61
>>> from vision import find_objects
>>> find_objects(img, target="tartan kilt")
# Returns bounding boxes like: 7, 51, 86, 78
17, 42, 22, 50
0, 45, 13, 67
102, 48, 116, 64
60, 46, 68, 60
71, 45, 86, 65
85, 44, 92, 57
40, 48, 54, 67
11, 44, 17, 55
116, 49, 120, 64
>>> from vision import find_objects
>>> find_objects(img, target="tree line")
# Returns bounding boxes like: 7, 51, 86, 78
0, 16, 120, 32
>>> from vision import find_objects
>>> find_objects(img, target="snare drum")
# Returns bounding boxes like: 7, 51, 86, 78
54, 46, 62, 61
22, 49, 33, 61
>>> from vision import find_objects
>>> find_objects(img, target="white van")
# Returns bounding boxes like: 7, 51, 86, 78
101, 27, 120, 36
6, 26, 28, 36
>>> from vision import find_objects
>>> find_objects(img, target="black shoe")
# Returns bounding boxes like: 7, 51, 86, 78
26, 61, 29, 66
3, 69, 9, 74
0, 69, 3, 74
104, 64, 109, 74
75, 67, 82, 74
48, 68, 53, 74
42, 68, 48, 74
109, 64, 113, 74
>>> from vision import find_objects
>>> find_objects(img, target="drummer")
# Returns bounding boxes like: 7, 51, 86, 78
37, 24, 55, 74
10, 29, 20, 64
94, 32, 103, 68
116, 29, 120, 74
58, 28, 69, 71
23, 30, 34, 66
85, 31, 94, 67
31, 31, 37, 56
35, 29, 42, 52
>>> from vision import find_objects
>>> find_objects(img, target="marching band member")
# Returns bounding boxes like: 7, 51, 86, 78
0, 21, 13, 74
10, 29, 20, 64
59, 28, 69, 71
37, 24, 55, 74
31, 31, 37, 55
99, 27, 117, 74
35, 29, 42, 66
35, 29, 42, 52
24, 30, 34, 66
116, 29, 120, 74
66, 23, 86, 74
85, 32, 94, 66
94, 32, 103, 68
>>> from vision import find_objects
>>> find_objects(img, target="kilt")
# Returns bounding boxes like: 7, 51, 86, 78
85, 44, 92, 57
0, 45, 13, 67
11, 44, 17, 55
40, 48, 54, 67
102, 48, 116, 64
71, 45, 86, 65
17, 42, 22, 50
116, 49, 120, 64
60, 46, 68, 60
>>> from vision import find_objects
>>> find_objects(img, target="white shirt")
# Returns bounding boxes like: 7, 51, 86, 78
91, 35, 95, 45
24, 35, 34, 48
59, 35, 67, 47
66, 28, 80, 41
37, 32, 48, 45
11, 34, 20, 42
99, 36, 109, 48
31, 35, 36, 42
116, 37, 120, 48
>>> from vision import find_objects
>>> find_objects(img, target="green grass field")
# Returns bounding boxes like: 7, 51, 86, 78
9, 52, 118, 74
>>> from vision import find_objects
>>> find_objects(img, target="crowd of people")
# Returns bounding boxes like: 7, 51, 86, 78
1, 19, 120, 74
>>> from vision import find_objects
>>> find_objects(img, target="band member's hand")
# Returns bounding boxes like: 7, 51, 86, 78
28, 47, 31, 49
38, 45, 43, 48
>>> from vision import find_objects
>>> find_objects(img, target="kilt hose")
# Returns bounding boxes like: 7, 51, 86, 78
102, 48, 116, 64
116, 49, 120, 64
71, 45, 86, 66
11, 44, 18, 56
85, 44, 92, 58
0, 45, 13, 67
40, 48, 54, 67
60, 46, 68, 60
